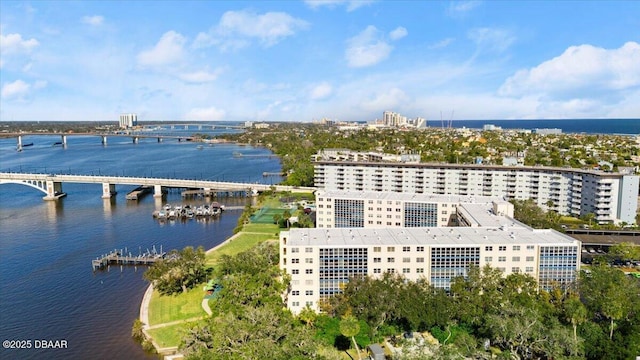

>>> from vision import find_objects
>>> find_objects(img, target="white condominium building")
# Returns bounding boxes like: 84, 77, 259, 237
315, 190, 514, 229
313, 161, 639, 225
280, 227, 581, 314
119, 113, 138, 128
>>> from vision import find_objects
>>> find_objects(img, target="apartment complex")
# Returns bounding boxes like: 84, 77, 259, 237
315, 190, 514, 229
314, 160, 639, 224
280, 227, 581, 314
119, 113, 138, 128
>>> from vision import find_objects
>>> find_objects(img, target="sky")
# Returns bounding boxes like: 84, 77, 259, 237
1, 1, 639, 122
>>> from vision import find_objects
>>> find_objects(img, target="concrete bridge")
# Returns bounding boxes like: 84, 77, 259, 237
0, 172, 315, 200
4, 133, 196, 151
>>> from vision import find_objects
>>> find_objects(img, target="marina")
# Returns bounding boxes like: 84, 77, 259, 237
152, 202, 225, 220
91, 246, 166, 271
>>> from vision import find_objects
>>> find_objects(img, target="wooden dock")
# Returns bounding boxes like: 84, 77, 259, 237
92, 248, 166, 271
126, 185, 153, 200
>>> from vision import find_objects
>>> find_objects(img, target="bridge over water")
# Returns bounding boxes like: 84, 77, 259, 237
0, 172, 315, 200
3, 132, 199, 151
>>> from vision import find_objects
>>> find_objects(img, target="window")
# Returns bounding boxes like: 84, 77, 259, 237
387, 246, 395, 252
403, 257, 411, 263
305, 280, 313, 285
291, 258, 299, 264
513, 245, 520, 251
403, 246, 411, 252
499, 246, 507, 251
416, 268, 424, 273
292, 290, 300, 295
526, 245, 535, 250
305, 247, 313, 253
526, 256, 534, 262
291, 248, 299, 253
306, 301, 313, 306
525, 266, 534, 272
512, 256, 520, 262
485, 246, 493, 251
305, 269, 313, 274
403, 268, 410, 274
305, 290, 313, 296
417, 246, 425, 252
374, 268, 381, 274
292, 269, 299, 274
511, 267, 520, 273
292, 301, 300, 307
387, 268, 396, 273
485, 256, 493, 262
416, 257, 424, 263
498, 256, 506, 262
305, 258, 313, 264
373, 257, 381, 263
373, 246, 381, 252
387, 257, 395, 263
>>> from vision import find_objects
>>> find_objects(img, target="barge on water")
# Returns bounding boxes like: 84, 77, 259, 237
126, 185, 152, 200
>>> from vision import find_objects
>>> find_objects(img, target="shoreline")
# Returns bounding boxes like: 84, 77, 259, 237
138, 230, 245, 355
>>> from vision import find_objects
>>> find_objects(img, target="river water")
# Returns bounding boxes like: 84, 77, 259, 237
0, 132, 282, 359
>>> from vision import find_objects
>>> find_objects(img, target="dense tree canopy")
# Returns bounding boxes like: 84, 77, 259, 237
143, 246, 208, 295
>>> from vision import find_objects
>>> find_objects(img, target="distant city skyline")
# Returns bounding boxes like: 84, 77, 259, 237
1, 1, 639, 122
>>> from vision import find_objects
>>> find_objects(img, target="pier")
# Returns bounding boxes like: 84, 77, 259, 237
92, 247, 166, 271
126, 185, 153, 200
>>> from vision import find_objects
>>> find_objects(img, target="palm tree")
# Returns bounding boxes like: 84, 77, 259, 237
340, 314, 362, 360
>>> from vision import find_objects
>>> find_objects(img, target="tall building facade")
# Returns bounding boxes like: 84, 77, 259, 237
313, 161, 639, 224
315, 190, 513, 229
119, 113, 138, 128
280, 227, 581, 314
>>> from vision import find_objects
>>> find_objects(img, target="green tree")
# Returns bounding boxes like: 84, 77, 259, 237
579, 265, 636, 340
143, 246, 208, 295
608, 242, 640, 261
563, 295, 588, 344
340, 314, 362, 360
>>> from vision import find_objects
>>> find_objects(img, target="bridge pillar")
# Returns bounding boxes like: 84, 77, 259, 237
133, 136, 139, 144
43, 180, 65, 200
17, 135, 22, 151
61, 135, 67, 146
153, 184, 164, 198
101, 136, 107, 145
101, 183, 117, 199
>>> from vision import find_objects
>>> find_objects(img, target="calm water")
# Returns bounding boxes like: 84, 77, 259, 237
0, 133, 282, 359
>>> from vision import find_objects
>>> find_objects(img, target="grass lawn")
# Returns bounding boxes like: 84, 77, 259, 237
560, 216, 583, 224
147, 321, 199, 349
206, 230, 278, 267
148, 287, 207, 325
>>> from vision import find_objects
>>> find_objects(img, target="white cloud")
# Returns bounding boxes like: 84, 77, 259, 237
304, 0, 375, 11
468, 28, 515, 53
82, 15, 104, 26
310, 82, 333, 100
429, 37, 455, 49
179, 68, 224, 83
0, 33, 39, 54
345, 25, 393, 68
137, 31, 186, 67
194, 10, 309, 50
389, 27, 408, 41
499, 42, 640, 98
360, 87, 409, 111
2, 79, 31, 99
184, 106, 226, 121
448, 1, 482, 15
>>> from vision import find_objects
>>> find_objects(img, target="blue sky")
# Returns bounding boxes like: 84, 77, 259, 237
1, 1, 639, 122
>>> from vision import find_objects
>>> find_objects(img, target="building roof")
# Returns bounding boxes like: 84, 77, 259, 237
456, 203, 516, 228
282, 227, 580, 248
